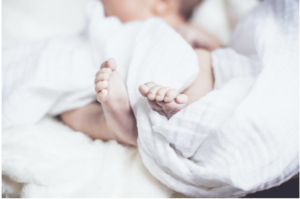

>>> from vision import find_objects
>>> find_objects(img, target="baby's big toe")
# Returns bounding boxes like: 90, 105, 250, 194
106, 58, 117, 70
139, 85, 150, 97
175, 94, 188, 104
100, 58, 117, 71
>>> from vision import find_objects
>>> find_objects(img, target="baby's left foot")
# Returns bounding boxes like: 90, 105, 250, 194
95, 58, 137, 146
139, 82, 188, 119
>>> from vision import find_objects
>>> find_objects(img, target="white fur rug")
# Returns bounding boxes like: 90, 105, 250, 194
2, 117, 170, 198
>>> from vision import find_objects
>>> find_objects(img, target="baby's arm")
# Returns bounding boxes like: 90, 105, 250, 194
139, 49, 214, 119
174, 23, 221, 51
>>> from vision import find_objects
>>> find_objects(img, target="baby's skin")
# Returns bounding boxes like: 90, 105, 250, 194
93, 49, 213, 145
94, 58, 137, 145
95, 61, 191, 134
138, 83, 189, 119
61, 0, 218, 145
62, 50, 212, 146
139, 49, 214, 119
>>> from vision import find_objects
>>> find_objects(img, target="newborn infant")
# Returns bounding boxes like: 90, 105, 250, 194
94, 49, 213, 147
96, 49, 213, 119
62, 0, 216, 146
101, 0, 220, 50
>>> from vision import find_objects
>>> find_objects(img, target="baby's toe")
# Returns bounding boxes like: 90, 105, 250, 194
95, 72, 110, 84
164, 89, 179, 103
147, 85, 162, 100
97, 89, 108, 102
139, 82, 157, 97
95, 80, 109, 93
175, 94, 188, 104
156, 87, 170, 101
106, 58, 117, 71
144, 82, 158, 88
100, 58, 117, 71
139, 85, 150, 97
100, 68, 112, 74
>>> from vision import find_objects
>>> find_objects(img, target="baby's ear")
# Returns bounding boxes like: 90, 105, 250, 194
152, 0, 179, 16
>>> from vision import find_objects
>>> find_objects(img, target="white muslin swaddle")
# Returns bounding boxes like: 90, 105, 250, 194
134, 0, 299, 197
3, 0, 298, 197
2, 0, 198, 197
2, 0, 199, 129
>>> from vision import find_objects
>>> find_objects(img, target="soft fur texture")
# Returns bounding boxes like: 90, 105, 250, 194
2, 117, 171, 198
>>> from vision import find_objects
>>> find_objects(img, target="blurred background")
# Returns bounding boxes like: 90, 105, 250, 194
2, 0, 258, 45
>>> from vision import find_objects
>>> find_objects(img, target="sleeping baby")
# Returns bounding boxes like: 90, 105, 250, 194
62, 0, 218, 146
101, 0, 220, 50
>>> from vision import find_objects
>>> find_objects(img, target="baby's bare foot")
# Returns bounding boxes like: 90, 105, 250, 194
95, 58, 137, 145
139, 82, 188, 119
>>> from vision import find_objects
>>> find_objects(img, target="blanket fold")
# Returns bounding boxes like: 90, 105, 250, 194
2, 0, 198, 129
135, 0, 299, 197
3, 0, 298, 197
2, 0, 198, 197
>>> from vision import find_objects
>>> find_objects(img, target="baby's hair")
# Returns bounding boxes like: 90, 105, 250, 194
178, 0, 203, 20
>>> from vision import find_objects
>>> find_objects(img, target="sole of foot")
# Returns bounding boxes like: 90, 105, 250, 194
95, 58, 137, 146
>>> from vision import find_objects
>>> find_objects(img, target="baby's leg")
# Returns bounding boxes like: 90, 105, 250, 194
183, 49, 214, 104
139, 49, 214, 119
94, 58, 137, 145
62, 58, 138, 146
61, 102, 117, 141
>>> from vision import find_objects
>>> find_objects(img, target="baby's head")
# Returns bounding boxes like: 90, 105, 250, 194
101, 0, 202, 26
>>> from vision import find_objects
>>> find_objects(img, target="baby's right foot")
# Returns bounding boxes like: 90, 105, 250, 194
139, 82, 188, 119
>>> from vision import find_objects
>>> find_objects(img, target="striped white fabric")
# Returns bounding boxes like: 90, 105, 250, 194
135, 0, 299, 197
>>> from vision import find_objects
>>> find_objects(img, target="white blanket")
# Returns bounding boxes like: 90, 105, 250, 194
2, 117, 171, 198
2, 0, 198, 129
134, 0, 299, 197
3, 0, 298, 197
2, 0, 198, 197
